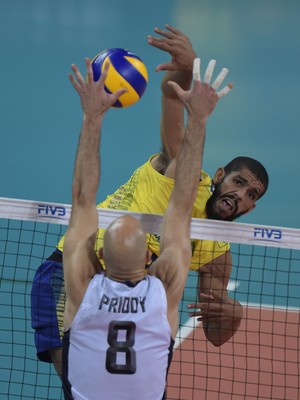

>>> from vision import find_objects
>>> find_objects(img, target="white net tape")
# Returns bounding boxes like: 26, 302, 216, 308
0, 196, 299, 250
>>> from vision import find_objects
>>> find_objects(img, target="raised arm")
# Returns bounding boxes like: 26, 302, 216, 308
150, 59, 232, 338
63, 59, 126, 329
147, 25, 196, 162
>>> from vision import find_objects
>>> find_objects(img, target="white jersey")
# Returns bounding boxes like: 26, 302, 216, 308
62, 273, 173, 400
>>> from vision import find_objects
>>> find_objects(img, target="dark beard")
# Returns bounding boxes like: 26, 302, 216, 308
205, 182, 244, 222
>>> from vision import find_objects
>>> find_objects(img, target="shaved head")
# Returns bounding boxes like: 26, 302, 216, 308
103, 216, 148, 278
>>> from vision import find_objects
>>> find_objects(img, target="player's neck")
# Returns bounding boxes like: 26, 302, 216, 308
105, 270, 145, 285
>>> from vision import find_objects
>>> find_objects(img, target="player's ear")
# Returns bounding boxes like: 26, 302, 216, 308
213, 167, 225, 183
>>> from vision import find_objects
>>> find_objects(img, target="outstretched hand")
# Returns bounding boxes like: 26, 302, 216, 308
147, 24, 197, 72
187, 289, 243, 322
68, 58, 127, 116
167, 58, 233, 119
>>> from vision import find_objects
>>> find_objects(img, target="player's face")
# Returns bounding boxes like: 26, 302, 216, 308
206, 169, 265, 221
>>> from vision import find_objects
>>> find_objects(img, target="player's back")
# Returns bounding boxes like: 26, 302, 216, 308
62, 274, 173, 400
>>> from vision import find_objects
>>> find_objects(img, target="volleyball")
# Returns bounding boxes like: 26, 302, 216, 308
91, 48, 148, 108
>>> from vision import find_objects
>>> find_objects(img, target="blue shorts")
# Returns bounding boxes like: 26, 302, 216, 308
31, 249, 65, 363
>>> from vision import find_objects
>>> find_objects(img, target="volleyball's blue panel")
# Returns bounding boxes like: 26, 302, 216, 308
109, 52, 147, 98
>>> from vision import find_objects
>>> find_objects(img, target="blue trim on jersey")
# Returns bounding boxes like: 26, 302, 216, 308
62, 329, 73, 399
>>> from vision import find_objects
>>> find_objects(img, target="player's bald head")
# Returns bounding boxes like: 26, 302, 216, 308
103, 216, 148, 273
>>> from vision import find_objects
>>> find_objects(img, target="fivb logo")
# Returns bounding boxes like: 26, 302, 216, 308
37, 204, 66, 219
253, 227, 282, 242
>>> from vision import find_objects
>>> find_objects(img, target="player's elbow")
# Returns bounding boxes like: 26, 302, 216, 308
204, 315, 243, 347
205, 330, 237, 347
208, 336, 231, 347
209, 339, 223, 347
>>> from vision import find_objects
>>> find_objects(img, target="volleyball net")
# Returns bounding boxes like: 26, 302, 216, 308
0, 197, 299, 400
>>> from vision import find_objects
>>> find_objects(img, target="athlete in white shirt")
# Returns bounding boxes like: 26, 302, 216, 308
62, 57, 232, 399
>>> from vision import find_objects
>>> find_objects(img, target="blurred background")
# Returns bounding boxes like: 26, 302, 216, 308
1, 0, 300, 229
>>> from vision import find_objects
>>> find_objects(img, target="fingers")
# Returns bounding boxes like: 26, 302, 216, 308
69, 59, 94, 92
205, 289, 224, 301
68, 63, 85, 90
198, 292, 214, 301
193, 58, 201, 81
187, 301, 224, 320
204, 59, 216, 84
167, 80, 185, 97
151, 24, 186, 46
69, 58, 110, 92
98, 60, 110, 86
212, 67, 228, 89
153, 26, 173, 40
147, 33, 172, 51
217, 82, 233, 98
187, 308, 223, 321
187, 303, 200, 309
155, 62, 175, 72
153, 24, 185, 40
201, 60, 233, 98
68, 71, 78, 90
164, 24, 185, 37
85, 57, 94, 84
147, 24, 189, 54
113, 87, 128, 101
148, 24, 196, 74
211, 67, 233, 98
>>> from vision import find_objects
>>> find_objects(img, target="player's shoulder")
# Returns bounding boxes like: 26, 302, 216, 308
149, 246, 189, 284
200, 169, 212, 183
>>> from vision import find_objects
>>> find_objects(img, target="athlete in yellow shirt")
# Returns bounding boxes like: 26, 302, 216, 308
31, 25, 269, 379
57, 155, 229, 269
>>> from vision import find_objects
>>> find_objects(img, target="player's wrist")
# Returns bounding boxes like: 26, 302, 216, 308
82, 112, 105, 129
83, 110, 105, 120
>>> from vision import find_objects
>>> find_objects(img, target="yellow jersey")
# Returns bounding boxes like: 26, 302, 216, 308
57, 154, 229, 270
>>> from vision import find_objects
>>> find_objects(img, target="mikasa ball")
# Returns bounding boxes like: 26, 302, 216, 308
91, 48, 148, 108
